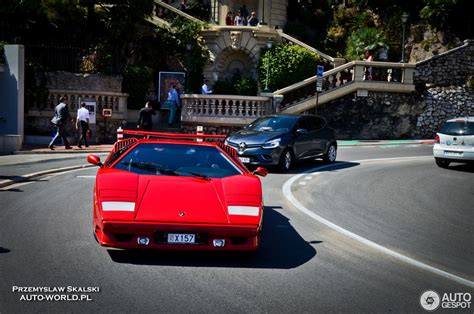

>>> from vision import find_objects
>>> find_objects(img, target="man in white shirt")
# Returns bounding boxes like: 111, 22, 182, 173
76, 102, 90, 148
201, 80, 213, 94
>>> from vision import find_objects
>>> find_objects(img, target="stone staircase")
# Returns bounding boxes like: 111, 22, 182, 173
150, 0, 416, 118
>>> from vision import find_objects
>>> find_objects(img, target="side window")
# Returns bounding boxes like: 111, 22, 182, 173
296, 117, 312, 131
312, 117, 326, 131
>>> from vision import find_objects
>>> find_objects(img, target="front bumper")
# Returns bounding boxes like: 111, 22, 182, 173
95, 221, 261, 251
233, 146, 283, 167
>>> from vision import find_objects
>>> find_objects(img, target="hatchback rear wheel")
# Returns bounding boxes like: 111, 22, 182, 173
435, 158, 450, 168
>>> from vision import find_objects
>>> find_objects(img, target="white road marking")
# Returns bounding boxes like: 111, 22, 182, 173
76, 175, 97, 178
304, 176, 313, 180
282, 156, 474, 288
1, 167, 92, 190
298, 181, 307, 186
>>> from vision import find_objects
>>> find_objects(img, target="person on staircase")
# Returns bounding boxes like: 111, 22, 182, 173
166, 85, 180, 126
137, 101, 156, 131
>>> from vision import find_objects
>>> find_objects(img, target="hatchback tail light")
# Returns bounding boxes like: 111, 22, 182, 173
435, 134, 440, 144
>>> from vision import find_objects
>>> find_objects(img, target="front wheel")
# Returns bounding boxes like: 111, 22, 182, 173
435, 158, 450, 168
277, 148, 293, 172
323, 144, 337, 163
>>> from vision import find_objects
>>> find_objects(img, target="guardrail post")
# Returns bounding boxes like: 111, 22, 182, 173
117, 126, 123, 141
196, 125, 203, 142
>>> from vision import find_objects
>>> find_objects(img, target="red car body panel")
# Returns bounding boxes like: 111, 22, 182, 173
90, 131, 265, 251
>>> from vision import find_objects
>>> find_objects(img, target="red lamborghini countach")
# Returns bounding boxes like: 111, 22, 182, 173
87, 130, 267, 251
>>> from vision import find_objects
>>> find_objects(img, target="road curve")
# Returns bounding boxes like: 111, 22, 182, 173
1, 146, 473, 312
284, 156, 474, 287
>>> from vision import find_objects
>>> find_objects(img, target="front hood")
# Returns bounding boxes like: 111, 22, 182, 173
98, 170, 262, 225
228, 130, 286, 145
135, 177, 229, 224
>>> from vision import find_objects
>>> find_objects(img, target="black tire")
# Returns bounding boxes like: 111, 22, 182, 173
435, 158, 450, 168
323, 143, 337, 163
277, 148, 293, 172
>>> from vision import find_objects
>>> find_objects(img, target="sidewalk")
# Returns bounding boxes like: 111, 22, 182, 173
17, 143, 114, 154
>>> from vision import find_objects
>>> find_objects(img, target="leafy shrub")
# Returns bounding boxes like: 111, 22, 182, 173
235, 78, 257, 96
122, 65, 153, 110
345, 27, 388, 60
213, 79, 235, 95
213, 77, 258, 96
259, 44, 321, 91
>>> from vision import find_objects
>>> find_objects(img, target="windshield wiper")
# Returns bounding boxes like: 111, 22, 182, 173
121, 161, 210, 180
179, 171, 211, 181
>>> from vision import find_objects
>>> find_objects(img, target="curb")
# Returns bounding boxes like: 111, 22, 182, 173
0, 164, 94, 189
338, 140, 435, 146
13, 148, 112, 155
12, 141, 435, 154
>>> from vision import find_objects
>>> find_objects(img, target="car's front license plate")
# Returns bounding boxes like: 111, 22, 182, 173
444, 151, 462, 157
239, 157, 250, 163
167, 233, 195, 244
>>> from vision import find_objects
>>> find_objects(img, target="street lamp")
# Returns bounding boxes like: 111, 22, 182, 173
401, 12, 408, 63
263, 38, 273, 93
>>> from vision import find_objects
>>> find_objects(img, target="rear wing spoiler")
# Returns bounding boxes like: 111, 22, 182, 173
110, 127, 246, 170
118, 128, 227, 141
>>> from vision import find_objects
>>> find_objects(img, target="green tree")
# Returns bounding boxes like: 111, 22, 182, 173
345, 27, 388, 60
259, 44, 320, 91
420, 0, 457, 29
122, 65, 153, 109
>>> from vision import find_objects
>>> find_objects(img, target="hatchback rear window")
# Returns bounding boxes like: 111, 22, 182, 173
440, 121, 474, 136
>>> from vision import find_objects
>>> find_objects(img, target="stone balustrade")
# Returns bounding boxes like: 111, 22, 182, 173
180, 94, 273, 127
27, 89, 128, 119
274, 61, 416, 113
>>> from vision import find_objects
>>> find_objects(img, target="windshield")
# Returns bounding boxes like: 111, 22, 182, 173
246, 116, 298, 132
113, 143, 243, 178
440, 121, 474, 136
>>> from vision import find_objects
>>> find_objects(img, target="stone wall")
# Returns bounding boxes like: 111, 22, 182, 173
24, 71, 126, 145
414, 40, 474, 87
312, 92, 424, 140
414, 85, 474, 138
47, 71, 122, 92
309, 86, 473, 140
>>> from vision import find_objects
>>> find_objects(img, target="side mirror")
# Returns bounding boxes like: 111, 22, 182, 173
87, 154, 103, 167
296, 128, 307, 135
253, 167, 268, 177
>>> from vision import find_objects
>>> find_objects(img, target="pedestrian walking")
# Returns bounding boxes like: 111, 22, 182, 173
165, 85, 180, 126
137, 101, 156, 131
76, 102, 90, 148
364, 50, 374, 80
48, 97, 72, 150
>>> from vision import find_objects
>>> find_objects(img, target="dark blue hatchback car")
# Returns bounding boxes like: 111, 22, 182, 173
225, 114, 337, 171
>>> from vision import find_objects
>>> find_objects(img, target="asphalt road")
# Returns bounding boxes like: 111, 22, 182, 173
0, 145, 472, 313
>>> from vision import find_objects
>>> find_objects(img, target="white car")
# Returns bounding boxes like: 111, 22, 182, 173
433, 117, 474, 168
